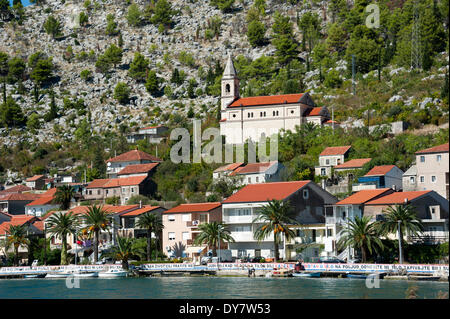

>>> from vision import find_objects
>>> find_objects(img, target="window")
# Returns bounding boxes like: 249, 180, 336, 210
420, 156, 425, 162
312, 230, 316, 242
431, 176, 436, 183
326, 159, 330, 165
291, 110, 294, 114
199, 214, 208, 223
225, 83, 230, 93
410, 176, 415, 183
327, 229, 332, 237
182, 232, 190, 241
131, 187, 135, 193
234, 226, 251, 232
168, 215, 175, 221
263, 111, 266, 117
232, 114, 236, 118
89, 190, 92, 195
256, 176, 259, 183
303, 189, 309, 199
420, 176, 425, 183
248, 177, 251, 183
168, 232, 175, 240
321, 168, 326, 176
182, 214, 191, 222
437, 155, 442, 162
106, 190, 109, 195
97, 190, 101, 195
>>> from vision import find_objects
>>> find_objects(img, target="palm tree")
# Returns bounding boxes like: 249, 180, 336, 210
101, 236, 136, 270
194, 222, 234, 257
136, 212, 164, 261
82, 205, 112, 263
377, 204, 424, 263
338, 215, 384, 262
46, 212, 79, 265
5, 224, 29, 266
54, 185, 74, 210
253, 199, 298, 262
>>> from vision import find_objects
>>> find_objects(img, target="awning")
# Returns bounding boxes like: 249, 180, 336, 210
185, 246, 207, 255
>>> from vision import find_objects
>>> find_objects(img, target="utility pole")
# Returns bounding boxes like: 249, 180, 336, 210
352, 55, 356, 95
411, 0, 421, 70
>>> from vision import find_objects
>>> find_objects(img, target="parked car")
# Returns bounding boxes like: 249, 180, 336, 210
250, 256, 265, 263
317, 257, 346, 263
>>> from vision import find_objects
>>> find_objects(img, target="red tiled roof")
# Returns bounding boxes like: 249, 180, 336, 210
0, 216, 42, 235
305, 107, 323, 116
214, 163, 244, 173
26, 196, 56, 206
324, 120, 340, 124
223, 181, 311, 204
0, 193, 41, 201
26, 175, 44, 182
86, 179, 110, 189
103, 176, 148, 188
121, 206, 161, 216
219, 119, 227, 122
364, 165, 398, 176
117, 163, 159, 176
106, 150, 162, 163
42, 188, 58, 197
141, 125, 164, 130
334, 158, 372, 169
68, 205, 139, 216
229, 162, 276, 176
164, 202, 222, 214
320, 146, 352, 156
33, 220, 44, 231
0, 185, 31, 195
335, 189, 393, 205
365, 191, 432, 205
229, 93, 305, 107
415, 143, 449, 154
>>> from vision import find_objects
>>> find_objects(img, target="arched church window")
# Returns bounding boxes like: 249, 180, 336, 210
225, 84, 230, 93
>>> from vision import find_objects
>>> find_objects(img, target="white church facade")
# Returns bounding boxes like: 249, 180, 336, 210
219, 54, 332, 144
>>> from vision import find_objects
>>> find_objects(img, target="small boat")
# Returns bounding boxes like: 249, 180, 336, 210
292, 272, 321, 278
24, 273, 47, 278
71, 271, 98, 278
98, 269, 128, 278
271, 268, 293, 277
346, 273, 368, 279
46, 272, 71, 278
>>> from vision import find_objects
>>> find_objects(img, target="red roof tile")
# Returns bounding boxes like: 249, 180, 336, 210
121, 206, 161, 216
214, 163, 244, 173
364, 165, 398, 176
117, 163, 159, 176
42, 188, 58, 197
86, 179, 110, 189
0, 193, 41, 201
106, 150, 162, 163
0, 185, 31, 195
103, 176, 148, 188
229, 162, 276, 176
415, 143, 449, 154
305, 107, 324, 116
68, 205, 139, 216
320, 146, 352, 156
223, 181, 311, 204
164, 202, 222, 213
335, 189, 393, 205
26, 175, 45, 182
229, 93, 304, 107
334, 158, 372, 169
141, 125, 164, 130
365, 191, 432, 205
26, 196, 56, 206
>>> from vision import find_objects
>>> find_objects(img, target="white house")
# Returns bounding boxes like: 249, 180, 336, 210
126, 125, 169, 144
221, 181, 337, 261
315, 146, 352, 178
106, 150, 162, 178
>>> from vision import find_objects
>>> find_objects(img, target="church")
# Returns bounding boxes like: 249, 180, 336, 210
219, 54, 334, 144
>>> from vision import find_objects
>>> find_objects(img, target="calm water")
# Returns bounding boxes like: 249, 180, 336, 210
0, 277, 448, 299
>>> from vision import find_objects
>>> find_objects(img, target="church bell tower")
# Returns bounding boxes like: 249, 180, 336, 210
221, 53, 240, 111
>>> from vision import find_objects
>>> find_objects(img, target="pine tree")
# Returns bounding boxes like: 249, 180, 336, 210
145, 70, 159, 96
0, 96, 26, 127
43, 15, 62, 39
128, 52, 149, 82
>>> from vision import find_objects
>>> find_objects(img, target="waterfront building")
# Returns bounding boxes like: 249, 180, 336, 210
221, 181, 337, 260
0, 193, 41, 215
162, 202, 222, 261
25, 188, 60, 217
25, 175, 45, 190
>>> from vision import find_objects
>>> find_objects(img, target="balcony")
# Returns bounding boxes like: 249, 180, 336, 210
325, 217, 347, 225
230, 232, 256, 242
222, 214, 255, 224
408, 234, 449, 244
186, 220, 206, 227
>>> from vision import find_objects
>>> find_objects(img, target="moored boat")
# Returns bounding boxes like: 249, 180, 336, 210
46, 272, 71, 278
346, 273, 368, 279
98, 269, 128, 278
292, 272, 321, 278
271, 268, 293, 277
24, 273, 47, 278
